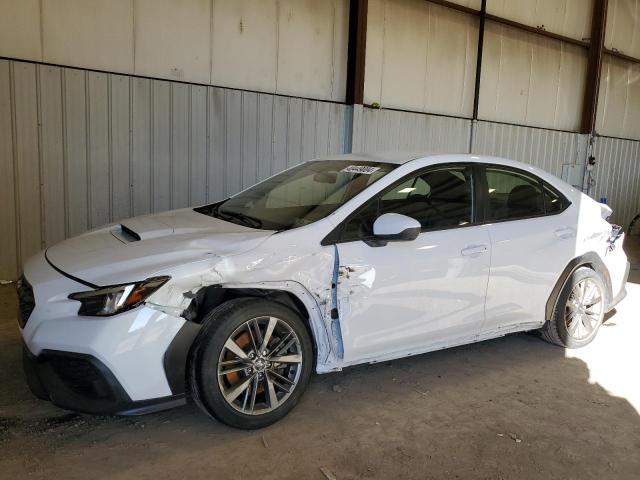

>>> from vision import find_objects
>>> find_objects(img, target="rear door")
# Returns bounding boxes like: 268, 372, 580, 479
478, 165, 577, 334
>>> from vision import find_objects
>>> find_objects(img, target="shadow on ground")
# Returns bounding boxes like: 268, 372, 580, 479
1, 240, 640, 479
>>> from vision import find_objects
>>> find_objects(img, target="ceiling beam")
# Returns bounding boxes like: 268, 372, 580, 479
346, 0, 368, 105
604, 48, 640, 65
485, 14, 590, 48
424, 0, 589, 48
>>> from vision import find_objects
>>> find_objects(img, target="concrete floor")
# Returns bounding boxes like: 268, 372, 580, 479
1, 241, 639, 480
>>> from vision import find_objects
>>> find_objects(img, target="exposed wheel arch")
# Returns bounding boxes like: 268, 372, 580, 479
545, 252, 613, 322
187, 286, 309, 325
184, 285, 322, 361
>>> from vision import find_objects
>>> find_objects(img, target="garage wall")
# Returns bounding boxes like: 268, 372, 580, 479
478, 23, 588, 132
486, 0, 593, 41
471, 121, 588, 177
605, 0, 640, 59
596, 55, 640, 140
0, 0, 349, 102
364, 0, 479, 117
592, 136, 640, 228
0, 60, 351, 279
351, 105, 471, 153
350, 105, 587, 181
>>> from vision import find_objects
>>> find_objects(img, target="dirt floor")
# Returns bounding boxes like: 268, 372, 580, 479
1, 241, 640, 480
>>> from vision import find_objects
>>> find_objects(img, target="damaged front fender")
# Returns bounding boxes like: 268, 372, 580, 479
143, 245, 344, 373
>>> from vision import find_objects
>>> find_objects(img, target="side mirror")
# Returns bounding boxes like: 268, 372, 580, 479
372, 213, 421, 244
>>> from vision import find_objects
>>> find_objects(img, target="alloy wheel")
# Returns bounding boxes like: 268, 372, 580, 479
217, 316, 303, 415
564, 278, 604, 341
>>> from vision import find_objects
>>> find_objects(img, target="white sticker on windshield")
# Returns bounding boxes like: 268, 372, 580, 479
341, 165, 381, 175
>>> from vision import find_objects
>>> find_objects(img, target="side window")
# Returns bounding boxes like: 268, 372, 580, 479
485, 168, 544, 221
341, 167, 473, 242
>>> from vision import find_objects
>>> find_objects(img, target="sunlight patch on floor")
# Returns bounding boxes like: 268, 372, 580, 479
565, 281, 640, 414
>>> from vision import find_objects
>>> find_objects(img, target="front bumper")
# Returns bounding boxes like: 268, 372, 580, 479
22, 344, 186, 415
19, 250, 201, 414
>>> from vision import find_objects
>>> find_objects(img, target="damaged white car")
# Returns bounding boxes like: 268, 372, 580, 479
18, 153, 629, 429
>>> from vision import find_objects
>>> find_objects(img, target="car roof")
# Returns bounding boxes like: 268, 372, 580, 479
314, 152, 579, 201
316, 152, 549, 172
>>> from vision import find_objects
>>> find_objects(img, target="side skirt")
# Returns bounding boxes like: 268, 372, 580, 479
332, 322, 543, 370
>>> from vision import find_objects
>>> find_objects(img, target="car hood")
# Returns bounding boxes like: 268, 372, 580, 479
45, 208, 275, 286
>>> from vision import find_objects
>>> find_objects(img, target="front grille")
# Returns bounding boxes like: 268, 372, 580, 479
16, 276, 35, 328
47, 355, 114, 400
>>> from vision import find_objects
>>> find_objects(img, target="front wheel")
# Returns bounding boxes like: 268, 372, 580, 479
541, 267, 606, 348
189, 298, 313, 429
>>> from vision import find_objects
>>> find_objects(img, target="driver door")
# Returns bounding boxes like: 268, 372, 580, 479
333, 165, 491, 365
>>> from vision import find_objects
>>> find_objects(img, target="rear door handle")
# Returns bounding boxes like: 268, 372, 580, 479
461, 244, 488, 257
554, 227, 574, 239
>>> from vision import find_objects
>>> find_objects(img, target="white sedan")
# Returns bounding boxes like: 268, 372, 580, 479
18, 153, 629, 428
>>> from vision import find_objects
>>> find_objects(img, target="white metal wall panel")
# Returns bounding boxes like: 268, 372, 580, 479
0, 61, 351, 278
351, 105, 472, 153
87, 72, 111, 229
276, 0, 349, 102
471, 120, 588, 178
212, 0, 350, 101
2, 0, 349, 102
605, 0, 640, 59
211, 0, 278, 94
486, 0, 593, 41
0, 60, 19, 279
110, 75, 132, 222
364, 0, 478, 117
596, 55, 640, 141
592, 136, 640, 228
41, 0, 134, 74
12, 62, 43, 268
134, 0, 211, 84
479, 22, 588, 132
0, 0, 42, 61
38, 65, 66, 247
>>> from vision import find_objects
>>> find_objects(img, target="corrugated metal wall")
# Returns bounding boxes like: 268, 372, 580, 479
592, 136, 640, 229
0, 59, 351, 279
351, 105, 471, 153
471, 121, 588, 177
1, 58, 638, 280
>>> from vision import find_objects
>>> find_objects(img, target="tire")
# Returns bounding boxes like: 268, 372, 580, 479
188, 297, 313, 429
541, 267, 606, 348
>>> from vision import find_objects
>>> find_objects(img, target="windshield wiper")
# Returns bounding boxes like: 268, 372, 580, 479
217, 210, 263, 229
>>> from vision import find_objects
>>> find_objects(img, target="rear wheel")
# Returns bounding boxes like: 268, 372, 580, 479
189, 298, 313, 429
541, 267, 606, 348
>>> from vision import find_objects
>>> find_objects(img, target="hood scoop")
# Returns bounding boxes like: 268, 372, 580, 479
114, 217, 174, 242
111, 224, 142, 243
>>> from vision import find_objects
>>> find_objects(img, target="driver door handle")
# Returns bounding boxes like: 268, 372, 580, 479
461, 244, 488, 257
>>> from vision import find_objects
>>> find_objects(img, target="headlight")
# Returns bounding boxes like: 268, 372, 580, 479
68, 276, 170, 316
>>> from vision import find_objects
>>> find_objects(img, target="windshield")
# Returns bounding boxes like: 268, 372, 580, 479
195, 160, 398, 230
